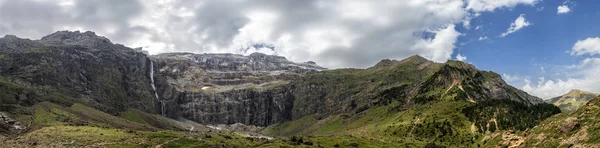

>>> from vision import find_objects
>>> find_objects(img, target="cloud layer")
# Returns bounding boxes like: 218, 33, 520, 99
0, 0, 539, 68
518, 37, 600, 99
571, 37, 600, 55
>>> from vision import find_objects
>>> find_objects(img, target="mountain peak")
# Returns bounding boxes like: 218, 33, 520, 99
372, 59, 399, 68
547, 89, 599, 112
40, 30, 112, 47
401, 55, 428, 63
566, 89, 595, 95
2, 35, 19, 39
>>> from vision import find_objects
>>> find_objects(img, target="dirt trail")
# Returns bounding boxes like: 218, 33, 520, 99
154, 138, 180, 148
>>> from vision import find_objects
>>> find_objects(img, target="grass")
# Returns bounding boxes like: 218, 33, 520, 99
119, 109, 185, 130
3, 102, 266, 147
0, 77, 21, 89
23, 101, 160, 132
163, 134, 409, 148
69, 103, 152, 130
262, 114, 318, 136
483, 96, 600, 147
264, 100, 483, 147
0, 77, 25, 113
32, 102, 83, 127
7, 126, 183, 147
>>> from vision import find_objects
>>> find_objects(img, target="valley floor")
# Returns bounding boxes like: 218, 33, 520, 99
0, 101, 407, 147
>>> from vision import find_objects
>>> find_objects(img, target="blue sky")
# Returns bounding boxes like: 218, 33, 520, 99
0, 0, 599, 99
454, 0, 600, 98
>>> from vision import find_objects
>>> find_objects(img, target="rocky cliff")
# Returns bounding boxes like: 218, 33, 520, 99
152, 52, 325, 126
0, 31, 159, 117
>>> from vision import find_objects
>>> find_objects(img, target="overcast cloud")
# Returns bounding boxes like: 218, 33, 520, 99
0, 0, 538, 68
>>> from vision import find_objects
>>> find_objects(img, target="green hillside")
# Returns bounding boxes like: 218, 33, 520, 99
547, 89, 599, 112
486, 96, 600, 147
261, 58, 560, 147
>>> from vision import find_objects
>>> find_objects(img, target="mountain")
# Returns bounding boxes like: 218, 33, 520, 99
151, 52, 325, 126
547, 89, 599, 112
0, 31, 159, 116
485, 95, 600, 147
0, 31, 561, 147
259, 56, 559, 147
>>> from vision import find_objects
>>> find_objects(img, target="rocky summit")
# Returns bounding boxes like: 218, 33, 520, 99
0, 31, 563, 147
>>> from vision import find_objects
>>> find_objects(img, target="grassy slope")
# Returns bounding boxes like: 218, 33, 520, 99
0, 102, 267, 147
547, 90, 599, 112
262, 59, 559, 147
263, 100, 482, 147
484, 96, 600, 147
2, 101, 404, 147
119, 108, 186, 131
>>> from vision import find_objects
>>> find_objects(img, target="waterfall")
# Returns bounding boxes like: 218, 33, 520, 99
149, 61, 165, 116
161, 100, 166, 116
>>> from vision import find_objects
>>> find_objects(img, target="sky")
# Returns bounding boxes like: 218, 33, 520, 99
0, 0, 599, 99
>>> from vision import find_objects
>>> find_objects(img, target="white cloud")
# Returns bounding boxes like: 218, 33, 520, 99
571, 37, 600, 56
502, 73, 521, 83
557, 5, 571, 14
478, 36, 489, 41
521, 59, 600, 99
456, 54, 467, 61
517, 39, 600, 99
412, 24, 461, 63
536, 7, 544, 11
475, 25, 482, 30
0, 0, 542, 68
500, 14, 531, 37
463, 19, 471, 29
465, 0, 539, 12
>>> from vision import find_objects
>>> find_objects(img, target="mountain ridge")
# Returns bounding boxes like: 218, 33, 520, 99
0, 31, 560, 147
547, 89, 599, 112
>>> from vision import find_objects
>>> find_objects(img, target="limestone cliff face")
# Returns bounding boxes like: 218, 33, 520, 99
178, 85, 294, 126
152, 52, 325, 126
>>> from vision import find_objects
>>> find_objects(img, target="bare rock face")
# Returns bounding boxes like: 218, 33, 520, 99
0, 113, 26, 134
152, 52, 325, 126
0, 31, 159, 115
